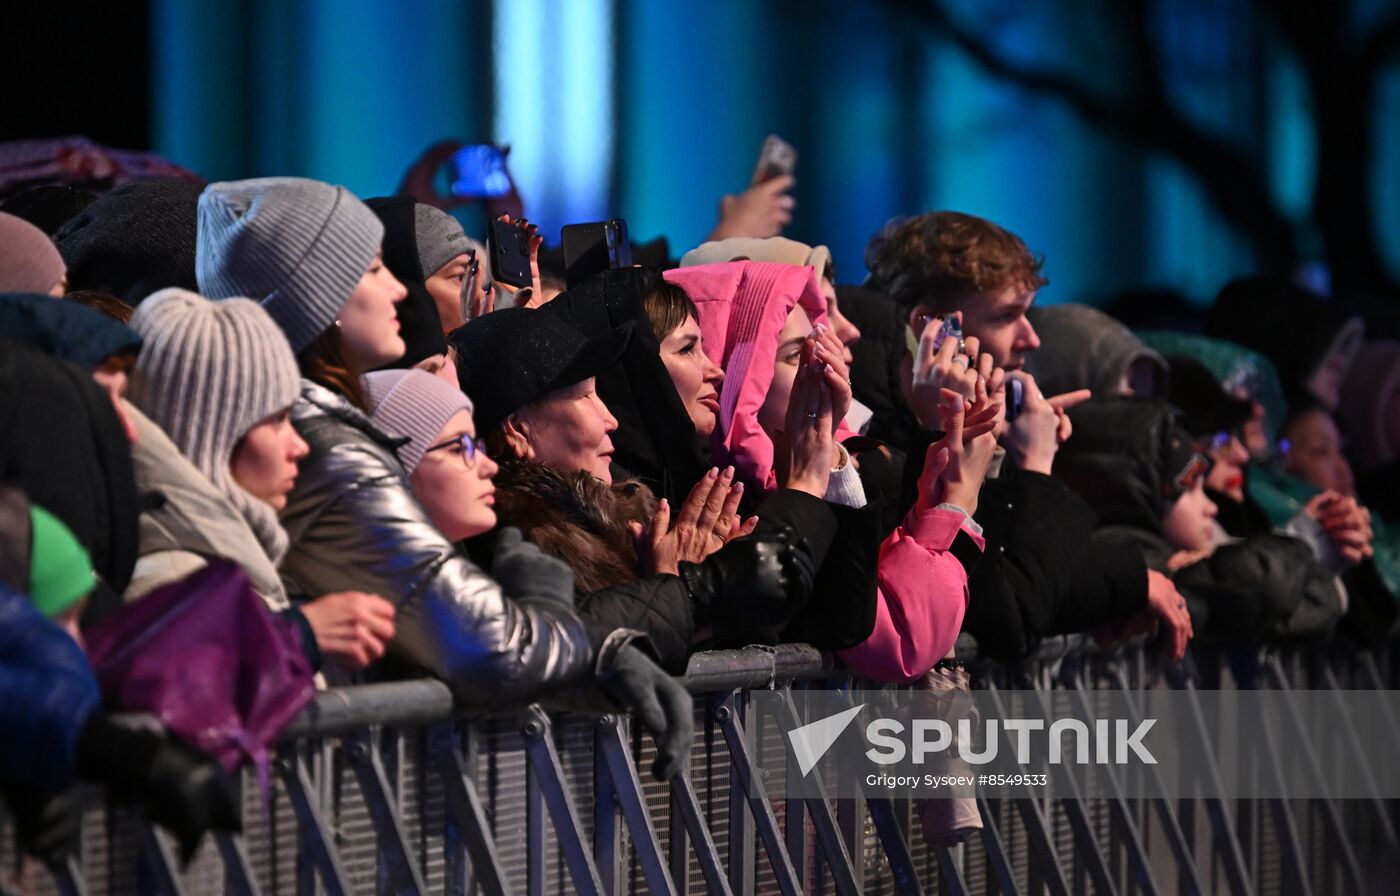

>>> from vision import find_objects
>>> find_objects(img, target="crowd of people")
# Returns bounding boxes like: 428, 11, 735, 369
1, 143, 1397, 861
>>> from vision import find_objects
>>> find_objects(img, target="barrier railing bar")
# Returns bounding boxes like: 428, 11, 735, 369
974, 798, 1024, 896
526, 750, 545, 896
274, 747, 351, 896
1057, 671, 1169, 896
980, 683, 1073, 896
520, 706, 605, 896
1315, 663, 1400, 855
668, 767, 736, 896
767, 689, 861, 896
1261, 656, 1365, 896
1242, 688, 1314, 896
592, 727, 620, 896
46, 854, 88, 896
138, 823, 187, 896
342, 729, 430, 895
435, 722, 512, 896
715, 691, 803, 896
936, 842, 969, 896
595, 714, 679, 896
1161, 662, 1255, 896
864, 797, 929, 896
212, 831, 262, 896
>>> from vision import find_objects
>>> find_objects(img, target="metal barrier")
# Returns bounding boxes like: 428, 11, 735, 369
3, 636, 1397, 895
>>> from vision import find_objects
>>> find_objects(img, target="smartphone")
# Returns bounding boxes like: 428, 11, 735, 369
751, 134, 797, 185
487, 219, 533, 289
458, 248, 478, 323
1004, 374, 1027, 422
450, 145, 512, 198
560, 220, 632, 289
903, 315, 964, 357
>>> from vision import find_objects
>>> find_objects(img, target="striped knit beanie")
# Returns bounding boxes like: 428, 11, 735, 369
129, 288, 302, 562
196, 177, 383, 353
363, 369, 474, 476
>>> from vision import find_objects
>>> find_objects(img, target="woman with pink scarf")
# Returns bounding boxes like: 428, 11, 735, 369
662, 261, 999, 682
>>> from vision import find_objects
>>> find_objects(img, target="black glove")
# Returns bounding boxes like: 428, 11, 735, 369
2, 782, 81, 862
75, 716, 242, 863
597, 645, 694, 780
678, 526, 814, 645
491, 527, 576, 609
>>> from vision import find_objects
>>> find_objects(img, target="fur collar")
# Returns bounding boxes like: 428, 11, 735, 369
491, 461, 658, 592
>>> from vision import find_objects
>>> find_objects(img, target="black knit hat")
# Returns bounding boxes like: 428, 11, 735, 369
52, 177, 202, 305
0, 184, 96, 235
450, 307, 633, 433
1166, 355, 1253, 439
364, 196, 448, 368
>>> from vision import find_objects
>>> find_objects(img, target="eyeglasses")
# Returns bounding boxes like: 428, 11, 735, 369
425, 433, 488, 469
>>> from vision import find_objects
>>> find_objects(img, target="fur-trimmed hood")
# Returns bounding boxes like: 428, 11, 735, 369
490, 460, 658, 593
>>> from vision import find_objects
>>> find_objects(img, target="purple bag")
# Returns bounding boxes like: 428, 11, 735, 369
85, 559, 315, 774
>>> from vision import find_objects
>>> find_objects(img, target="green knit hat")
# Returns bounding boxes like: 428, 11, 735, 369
27, 505, 96, 617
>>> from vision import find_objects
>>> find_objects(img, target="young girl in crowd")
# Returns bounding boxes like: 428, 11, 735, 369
192, 177, 594, 704
125, 288, 396, 671
662, 261, 998, 682
191, 178, 691, 777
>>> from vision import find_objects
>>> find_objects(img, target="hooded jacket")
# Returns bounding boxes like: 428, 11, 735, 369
1023, 303, 1168, 400
1056, 397, 1343, 643
277, 380, 592, 704
665, 262, 982, 681
0, 582, 101, 795
0, 340, 139, 614
539, 269, 848, 656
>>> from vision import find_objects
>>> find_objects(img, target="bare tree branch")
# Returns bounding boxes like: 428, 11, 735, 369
892, 0, 1299, 269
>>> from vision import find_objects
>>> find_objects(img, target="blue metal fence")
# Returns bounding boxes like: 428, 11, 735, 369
3, 636, 1395, 895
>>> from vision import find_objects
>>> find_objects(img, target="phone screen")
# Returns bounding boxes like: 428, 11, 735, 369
450, 145, 512, 198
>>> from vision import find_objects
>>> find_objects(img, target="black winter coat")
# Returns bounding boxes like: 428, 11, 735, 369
1057, 398, 1343, 644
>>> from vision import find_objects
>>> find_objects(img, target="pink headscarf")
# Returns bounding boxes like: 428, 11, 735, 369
663, 261, 851, 494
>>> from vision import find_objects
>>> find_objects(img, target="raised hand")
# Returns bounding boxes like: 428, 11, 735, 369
630, 467, 753, 575
709, 174, 796, 240
490, 214, 545, 309
775, 338, 835, 498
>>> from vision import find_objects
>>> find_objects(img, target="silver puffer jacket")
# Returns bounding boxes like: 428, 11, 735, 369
278, 380, 593, 704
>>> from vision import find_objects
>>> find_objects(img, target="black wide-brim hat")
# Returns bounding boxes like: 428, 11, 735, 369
449, 306, 633, 433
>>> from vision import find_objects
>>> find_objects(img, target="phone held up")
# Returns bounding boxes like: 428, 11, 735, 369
488, 218, 533, 289
449, 145, 512, 198
751, 134, 797, 185
560, 220, 632, 289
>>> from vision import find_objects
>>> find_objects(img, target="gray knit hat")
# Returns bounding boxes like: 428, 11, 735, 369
363, 369, 474, 476
413, 204, 471, 278
129, 288, 302, 562
196, 177, 384, 353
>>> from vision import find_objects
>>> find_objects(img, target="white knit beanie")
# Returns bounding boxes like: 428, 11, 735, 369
363, 369, 474, 476
680, 236, 833, 278
129, 288, 302, 562
196, 177, 384, 353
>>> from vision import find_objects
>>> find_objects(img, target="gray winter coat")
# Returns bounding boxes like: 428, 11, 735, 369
278, 380, 593, 704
